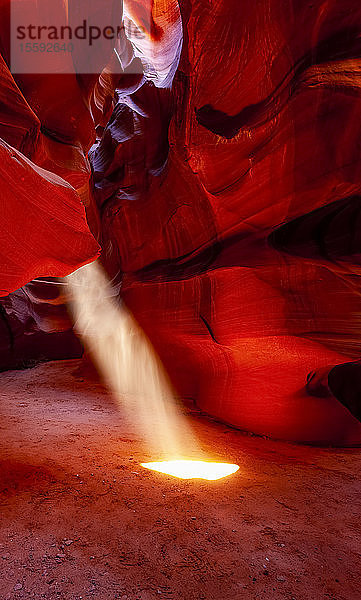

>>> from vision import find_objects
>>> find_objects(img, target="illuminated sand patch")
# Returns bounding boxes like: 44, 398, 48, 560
141, 460, 239, 480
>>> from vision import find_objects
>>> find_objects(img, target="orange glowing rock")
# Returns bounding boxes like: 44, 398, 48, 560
140, 460, 239, 481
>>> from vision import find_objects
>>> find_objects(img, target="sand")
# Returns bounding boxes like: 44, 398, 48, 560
0, 359, 360, 599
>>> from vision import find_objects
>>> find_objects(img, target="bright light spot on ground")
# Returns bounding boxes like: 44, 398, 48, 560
140, 460, 240, 480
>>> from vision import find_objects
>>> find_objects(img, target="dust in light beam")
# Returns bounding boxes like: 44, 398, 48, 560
66, 261, 200, 459
66, 261, 239, 479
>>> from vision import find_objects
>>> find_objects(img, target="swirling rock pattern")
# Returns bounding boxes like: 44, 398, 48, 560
93, 0, 361, 444
0, 0, 104, 365
2, 0, 361, 443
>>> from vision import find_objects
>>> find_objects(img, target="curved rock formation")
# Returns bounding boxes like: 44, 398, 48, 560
1, 0, 361, 444
93, 0, 361, 444
0, 0, 104, 365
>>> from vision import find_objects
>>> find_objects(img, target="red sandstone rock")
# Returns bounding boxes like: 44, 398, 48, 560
1, 0, 361, 443
0, 139, 99, 295
0, 1, 118, 365
94, 0, 361, 443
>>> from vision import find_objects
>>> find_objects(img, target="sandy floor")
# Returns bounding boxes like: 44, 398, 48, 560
0, 360, 360, 600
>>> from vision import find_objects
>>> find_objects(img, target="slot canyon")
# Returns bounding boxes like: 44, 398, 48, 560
0, 1, 360, 598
